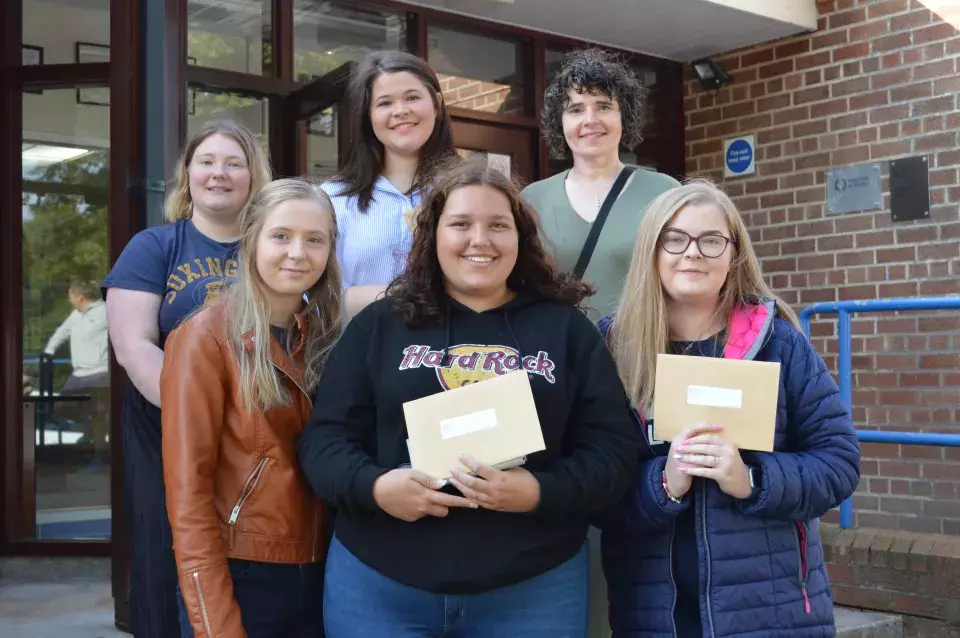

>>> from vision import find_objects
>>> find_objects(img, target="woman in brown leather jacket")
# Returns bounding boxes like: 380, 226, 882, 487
160, 178, 342, 637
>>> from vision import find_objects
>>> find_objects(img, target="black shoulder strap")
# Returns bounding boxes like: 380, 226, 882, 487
572, 167, 635, 280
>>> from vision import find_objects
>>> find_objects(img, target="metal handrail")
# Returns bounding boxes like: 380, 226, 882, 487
799, 296, 960, 528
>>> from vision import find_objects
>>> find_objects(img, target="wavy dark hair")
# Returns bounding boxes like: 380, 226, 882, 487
541, 48, 647, 160
326, 51, 455, 211
387, 156, 594, 328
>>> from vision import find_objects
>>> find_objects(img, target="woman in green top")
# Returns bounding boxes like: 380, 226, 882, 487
522, 48, 679, 322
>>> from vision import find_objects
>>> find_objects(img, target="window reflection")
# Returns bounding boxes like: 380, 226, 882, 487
294, 1, 405, 82
187, 89, 269, 150
22, 89, 111, 540
429, 27, 526, 117
187, 0, 272, 75
24, 0, 110, 65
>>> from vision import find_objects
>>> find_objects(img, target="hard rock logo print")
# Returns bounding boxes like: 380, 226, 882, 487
399, 344, 557, 389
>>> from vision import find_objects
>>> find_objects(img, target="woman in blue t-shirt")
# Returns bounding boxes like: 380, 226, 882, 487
319, 51, 455, 320
101, 119, 272, 638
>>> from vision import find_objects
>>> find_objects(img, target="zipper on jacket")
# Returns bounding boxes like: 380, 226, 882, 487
699, 483, 717, 638
227, 457, 271, 548
667, 519, 679, 638
794, 521, 811, 614
192, 571, 213, 637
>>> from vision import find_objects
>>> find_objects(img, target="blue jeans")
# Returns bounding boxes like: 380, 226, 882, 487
177, 559, 324, 637
323, 535, 589, 638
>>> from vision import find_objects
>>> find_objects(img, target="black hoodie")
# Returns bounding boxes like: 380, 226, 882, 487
298, 293, 639, 594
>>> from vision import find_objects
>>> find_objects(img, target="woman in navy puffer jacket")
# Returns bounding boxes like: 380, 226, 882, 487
598, 179, 860, 637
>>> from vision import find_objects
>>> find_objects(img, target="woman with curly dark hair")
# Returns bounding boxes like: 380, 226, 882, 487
522, 48, 679, 322
298, 156, 640, 637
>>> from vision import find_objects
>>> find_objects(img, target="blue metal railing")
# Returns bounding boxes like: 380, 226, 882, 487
799, 296, 960, 528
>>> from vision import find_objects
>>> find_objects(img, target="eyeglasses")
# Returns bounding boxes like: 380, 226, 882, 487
659, 229, 736, 258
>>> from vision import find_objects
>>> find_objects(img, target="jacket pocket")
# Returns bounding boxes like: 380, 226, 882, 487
227, 456, 271, 549
793, 521, 811, 614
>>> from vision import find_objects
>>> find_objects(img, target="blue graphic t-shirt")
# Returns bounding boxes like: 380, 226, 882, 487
101, 218, 238, 344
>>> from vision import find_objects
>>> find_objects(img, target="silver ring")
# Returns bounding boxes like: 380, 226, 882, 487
712, 455, 720, 466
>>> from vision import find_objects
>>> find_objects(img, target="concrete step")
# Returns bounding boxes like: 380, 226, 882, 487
836, 606, 903, 638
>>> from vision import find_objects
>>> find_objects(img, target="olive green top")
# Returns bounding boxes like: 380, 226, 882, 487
522, 168, 680, 322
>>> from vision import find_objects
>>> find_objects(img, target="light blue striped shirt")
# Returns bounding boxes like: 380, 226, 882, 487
320, 177, 421, 289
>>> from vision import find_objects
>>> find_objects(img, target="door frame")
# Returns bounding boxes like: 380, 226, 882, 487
452, 119, 535, 185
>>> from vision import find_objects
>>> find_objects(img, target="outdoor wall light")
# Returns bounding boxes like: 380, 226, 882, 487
691, 58, 732, 92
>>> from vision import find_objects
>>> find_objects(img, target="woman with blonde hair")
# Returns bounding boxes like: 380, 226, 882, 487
102, 119, 271, 637
163, 178, 341, 637
597, 179, 860, 637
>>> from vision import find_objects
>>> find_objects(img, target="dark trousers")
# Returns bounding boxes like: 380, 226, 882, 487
178, 560, 325, 637
123, 384, 181, 637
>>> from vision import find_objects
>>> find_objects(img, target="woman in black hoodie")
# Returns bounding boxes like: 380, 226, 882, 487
298, 156, 640, 637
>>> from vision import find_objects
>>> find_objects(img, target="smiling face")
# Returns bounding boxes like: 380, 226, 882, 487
369, 71, 440, 159
437, 184, 519, 309
255, 198, 333, 314
562, 89, 624, 161
657, 203, 734, 306
187, 133, 252, 219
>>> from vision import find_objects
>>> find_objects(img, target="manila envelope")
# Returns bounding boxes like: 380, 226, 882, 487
403, 370, 545, 480
653, 354, 781, 452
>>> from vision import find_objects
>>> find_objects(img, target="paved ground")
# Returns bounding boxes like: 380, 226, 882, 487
0, 558, 126, 638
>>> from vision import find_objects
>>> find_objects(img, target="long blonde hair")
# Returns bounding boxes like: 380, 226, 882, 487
609, 178, 799, 411
164, 120, 273, 222
221, 178, 342, 414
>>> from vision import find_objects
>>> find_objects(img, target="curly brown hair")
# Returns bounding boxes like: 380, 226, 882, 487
541, 48, 647, 160
387, 156, 594, 328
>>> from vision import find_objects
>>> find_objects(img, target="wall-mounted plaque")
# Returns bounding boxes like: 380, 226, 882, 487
826, 163, 882, 215
890, 156, 930, 223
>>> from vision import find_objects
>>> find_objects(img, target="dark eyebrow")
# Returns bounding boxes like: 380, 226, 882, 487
373, 88, 424, 102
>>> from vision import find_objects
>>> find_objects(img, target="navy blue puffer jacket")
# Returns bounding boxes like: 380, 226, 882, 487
598, 301, 860, 637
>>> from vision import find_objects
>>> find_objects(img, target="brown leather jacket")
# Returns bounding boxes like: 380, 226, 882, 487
161, 303, 326, 638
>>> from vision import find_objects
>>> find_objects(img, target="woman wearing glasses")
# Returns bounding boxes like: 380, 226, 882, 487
597, 180, 860, 637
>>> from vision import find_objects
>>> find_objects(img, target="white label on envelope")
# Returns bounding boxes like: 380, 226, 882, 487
440, 408, 498, 439
687, 385, 743, 409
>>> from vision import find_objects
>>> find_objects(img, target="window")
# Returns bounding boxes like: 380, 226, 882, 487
429, 27, 526, 117
188, 0, 272, 75
21, 89, 111, 540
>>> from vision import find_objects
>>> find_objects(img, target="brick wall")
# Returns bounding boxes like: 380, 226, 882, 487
683, 0, 960, 533
438, 74, 524, 116
822, 523, 960, 635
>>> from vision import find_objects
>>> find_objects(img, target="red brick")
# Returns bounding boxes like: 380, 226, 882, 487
890, 9, 933, 31
872, 140, 912, 159
871, 69, 912, 91
867, 0, 908, 18
776, 40, 810, 59
830, 111, 869, 131
796, 152, 832, 170
872, 33, 912, 53
813, 31, 850, 50
859, 128, 879, 143
795, 85, 831, 105
914, 22, 959, 45
850, 20, 889, 42
871, 104, 911, 123
811, 98, 849, 118
834, 146, 872, 164
757, 126, 791, 144
834, 43, 872, 63
857, 230, 895, 247
891, 82, 934, 103
915, 59, 957, 81
916, 132, 957, 152
851, 91, 890, 110
773, 106, 811, 125
912, 96, 957, 116
757, 94, 791, 112
830, 8, 867, 28
794, 119, 828, 137
795, 51, 832, 71
934, 76, 960, 95
740, 49, 775, 68
923, 42, 946, 62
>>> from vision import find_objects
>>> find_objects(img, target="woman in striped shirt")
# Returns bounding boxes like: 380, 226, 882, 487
320, 51, 455, 319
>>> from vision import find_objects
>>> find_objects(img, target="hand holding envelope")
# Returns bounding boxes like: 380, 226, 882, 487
664, 423, 754, 500
372, 468, 477, 522
448, 454, 541, 513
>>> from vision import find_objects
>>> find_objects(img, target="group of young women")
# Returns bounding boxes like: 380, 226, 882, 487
102, 47, 860, 638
